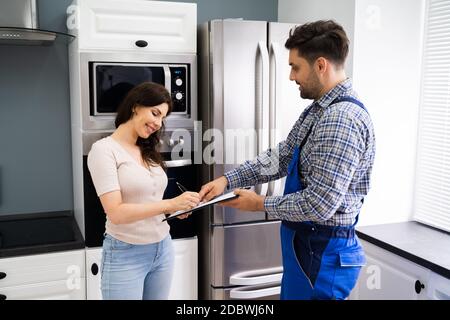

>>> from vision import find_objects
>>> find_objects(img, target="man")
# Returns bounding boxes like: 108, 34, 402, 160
199, 20, 376, 300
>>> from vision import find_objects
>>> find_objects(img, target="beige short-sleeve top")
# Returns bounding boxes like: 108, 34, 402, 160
87, 136, 170, 244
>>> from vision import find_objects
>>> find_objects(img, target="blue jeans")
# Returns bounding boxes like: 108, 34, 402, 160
101, 233, 174, 300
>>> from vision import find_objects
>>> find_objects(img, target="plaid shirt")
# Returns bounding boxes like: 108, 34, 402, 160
224, 79, 376, 226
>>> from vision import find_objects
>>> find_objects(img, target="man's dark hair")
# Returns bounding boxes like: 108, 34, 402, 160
285, 20, 349, 67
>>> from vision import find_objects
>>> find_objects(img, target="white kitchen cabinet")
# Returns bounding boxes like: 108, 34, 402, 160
85, 237, 198, 300
69, 0, 196, 53
350, 240, 430, 300
0, 250, 86, 300
169, 237, 198, 300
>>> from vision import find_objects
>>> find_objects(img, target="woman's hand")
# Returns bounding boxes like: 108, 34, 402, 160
176, 213, 191, 220
168, 191, 201, 213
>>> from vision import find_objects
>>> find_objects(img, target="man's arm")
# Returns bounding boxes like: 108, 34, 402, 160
199, 140, 294, 202
199, 109, 307, 202
264, 109, 367, 222
224, 113, 305, 190
224, 140, 293, 190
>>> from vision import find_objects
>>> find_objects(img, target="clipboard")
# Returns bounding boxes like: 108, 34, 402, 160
163, 191, 240, 221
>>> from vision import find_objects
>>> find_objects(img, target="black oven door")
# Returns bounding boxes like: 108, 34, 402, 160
163, 153, 201, 239
83, 155, 107, 248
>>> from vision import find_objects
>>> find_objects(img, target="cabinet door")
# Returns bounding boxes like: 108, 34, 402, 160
168, 237, 198, 300
85, 239, 198, 300
352, 240, 430, 300
85, 248, 103, 300
0, 279, 86, 300
427, 272, 450, 300
75, 0, 196, 52
0, 250, 85, 288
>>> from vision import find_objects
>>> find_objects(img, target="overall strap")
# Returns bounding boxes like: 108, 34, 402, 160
331, 96, 368, 112
298, 103, 317, 150
300, 96, 368, 150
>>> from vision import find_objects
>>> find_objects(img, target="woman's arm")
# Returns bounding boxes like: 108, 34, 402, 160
88, 141, 200, 225
99, 190, 200, 225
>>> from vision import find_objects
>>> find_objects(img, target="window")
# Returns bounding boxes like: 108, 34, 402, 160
414, 0, 450, 232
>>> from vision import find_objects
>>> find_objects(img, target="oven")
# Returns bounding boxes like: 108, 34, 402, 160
76, 51, 197, 131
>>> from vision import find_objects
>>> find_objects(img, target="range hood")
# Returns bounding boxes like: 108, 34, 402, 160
0, 0, 73, 45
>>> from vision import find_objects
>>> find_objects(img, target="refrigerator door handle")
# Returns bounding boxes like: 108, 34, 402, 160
229, 266, 283, 285
229, 285, 281, 299
268, 42, 282, 196
254, 41, 269, 196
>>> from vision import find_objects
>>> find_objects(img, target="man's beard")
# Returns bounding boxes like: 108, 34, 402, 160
299, 73, 321, 100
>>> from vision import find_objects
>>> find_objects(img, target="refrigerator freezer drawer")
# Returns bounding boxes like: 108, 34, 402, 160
211, 220, 282, 287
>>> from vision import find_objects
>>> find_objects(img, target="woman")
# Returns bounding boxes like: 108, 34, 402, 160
87, 82, 200, 300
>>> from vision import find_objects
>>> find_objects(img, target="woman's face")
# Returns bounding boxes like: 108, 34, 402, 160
132, 103, 169, 139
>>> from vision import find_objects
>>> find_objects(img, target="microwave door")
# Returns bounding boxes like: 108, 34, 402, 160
92, 63, 169, 116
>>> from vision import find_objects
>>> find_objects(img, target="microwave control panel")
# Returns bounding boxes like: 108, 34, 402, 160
170, 65, 189, 114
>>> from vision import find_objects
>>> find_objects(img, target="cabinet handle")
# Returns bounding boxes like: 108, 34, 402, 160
415, 280, 425, 294
0, 294, 6, 300
91, 263, 99, 276
135, 40, 148, 48
0, 272, 6, 280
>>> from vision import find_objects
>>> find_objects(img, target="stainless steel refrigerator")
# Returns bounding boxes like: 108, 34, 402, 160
198, 19, 310, 300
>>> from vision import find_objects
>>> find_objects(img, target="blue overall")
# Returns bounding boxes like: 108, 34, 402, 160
280, 97, 367, 300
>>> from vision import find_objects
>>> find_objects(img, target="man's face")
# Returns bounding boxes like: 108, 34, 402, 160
288, 49, 322, 100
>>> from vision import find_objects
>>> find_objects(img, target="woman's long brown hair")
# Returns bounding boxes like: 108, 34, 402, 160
114, 82, 172, 169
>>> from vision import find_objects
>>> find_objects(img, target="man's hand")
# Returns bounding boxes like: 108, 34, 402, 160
220, 188, 265, 212
199, 176, 228, 202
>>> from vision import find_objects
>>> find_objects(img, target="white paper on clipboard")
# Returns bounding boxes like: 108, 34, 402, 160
163, 191, 239, 221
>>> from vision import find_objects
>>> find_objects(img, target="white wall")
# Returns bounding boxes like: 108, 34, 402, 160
278, 0, 425, 226
278, 0, 356, 78
352, 0, 425, 226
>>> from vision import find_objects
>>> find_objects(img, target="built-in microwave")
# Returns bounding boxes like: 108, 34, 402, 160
76, 52, 197, 131
91, 62, 190, 116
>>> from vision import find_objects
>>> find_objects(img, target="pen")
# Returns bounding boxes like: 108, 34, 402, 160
176, 182, 188, 193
